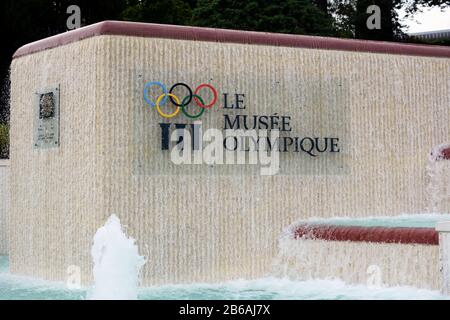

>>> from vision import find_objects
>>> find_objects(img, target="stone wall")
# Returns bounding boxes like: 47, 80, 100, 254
9, 22, 450, 285
10, 38, 100, 282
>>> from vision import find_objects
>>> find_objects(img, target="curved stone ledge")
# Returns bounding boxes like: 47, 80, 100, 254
13, 20, 450, 59
294, 224, 439, 245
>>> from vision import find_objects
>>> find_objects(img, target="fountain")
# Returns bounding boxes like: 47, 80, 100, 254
88, 215, 146, 300
427, 144, 450, 213
273, 216, 443, 290
8, 20, 450, 286
271, 144, 450, 293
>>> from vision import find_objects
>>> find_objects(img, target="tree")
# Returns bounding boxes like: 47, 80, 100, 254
121, 0, 192, 25
191, 0, 337, 36
354, 0, 402, 41
0, 124, 8, 159
0, 0, 128, 126
330, 0, 450, 41
403, 0, 450, 15
313, 0, 329, 15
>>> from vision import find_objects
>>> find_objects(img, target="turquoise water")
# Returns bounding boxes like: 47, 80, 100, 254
0, 256, 447, 300
0, 256, 84, 300
305, 213, 450, 228
2, 213, 450, 299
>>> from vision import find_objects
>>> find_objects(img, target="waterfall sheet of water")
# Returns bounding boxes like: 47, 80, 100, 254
274, 214, 449, 290
272, 237, 440, 289
88, 214, 146, 300
427, 149, 450, 213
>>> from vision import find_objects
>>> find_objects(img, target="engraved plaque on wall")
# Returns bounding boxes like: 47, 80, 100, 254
34, 86, 60, 149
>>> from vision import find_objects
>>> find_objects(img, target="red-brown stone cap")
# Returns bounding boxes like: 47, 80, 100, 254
294, 224, 439, 245
441, 148, 450, 160
13, 20, 450, 59
430, 144, 450, 161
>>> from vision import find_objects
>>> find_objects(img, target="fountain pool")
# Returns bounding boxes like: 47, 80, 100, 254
0, 255, 447, 300
2, 213, 450, 299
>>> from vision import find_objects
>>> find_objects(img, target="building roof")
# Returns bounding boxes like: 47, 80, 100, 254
409, 29, 450, 36
409, 29, 450, 40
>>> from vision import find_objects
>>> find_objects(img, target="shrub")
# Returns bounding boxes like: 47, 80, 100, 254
0, 123, 9, 159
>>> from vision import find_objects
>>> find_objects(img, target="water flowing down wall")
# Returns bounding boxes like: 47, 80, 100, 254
0, 160, 9, 255
274, 224, 441, 290
439, 232, 450, 293
436, 221, 450, 294
427, 144, 450, 213
9, 21, 450, 284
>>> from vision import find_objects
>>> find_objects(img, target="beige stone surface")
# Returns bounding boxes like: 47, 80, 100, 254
10, 34, 450, 285
0, 160, 9, 255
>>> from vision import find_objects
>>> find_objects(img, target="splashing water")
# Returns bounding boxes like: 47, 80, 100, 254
0, 254, 447, 300
88, 214, 146, 300
0, 214, 448, 299
426, 144, 450, 213
273, 214, 450, 290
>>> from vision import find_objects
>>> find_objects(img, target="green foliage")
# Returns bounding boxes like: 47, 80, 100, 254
329, 1, 356, 38
191, 0, 336, 36
331, 0, 405, 41
121, 0, 192, 25
403, 0, 450, 15
0, 0, 129, 129
331, 0, 450, 41
0, 124, 9, 159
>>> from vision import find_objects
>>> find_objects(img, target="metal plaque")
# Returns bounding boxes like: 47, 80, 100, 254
33, 86, 60, 149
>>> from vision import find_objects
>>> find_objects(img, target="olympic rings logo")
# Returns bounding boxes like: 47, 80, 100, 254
143, 82, 218, 119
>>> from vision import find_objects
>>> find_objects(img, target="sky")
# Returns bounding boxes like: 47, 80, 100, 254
399, 5, 450, 33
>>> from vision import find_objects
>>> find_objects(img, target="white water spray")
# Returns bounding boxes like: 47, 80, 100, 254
88, 214, 146, 300
272, 215, 450, 290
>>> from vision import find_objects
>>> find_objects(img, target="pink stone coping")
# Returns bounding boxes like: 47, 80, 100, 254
294, 224, 439, 245
13, 20, 450, 59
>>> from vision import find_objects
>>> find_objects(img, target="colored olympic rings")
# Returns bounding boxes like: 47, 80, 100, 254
169, 83, 192, 106
156, 93, 180, 118
143, 81, 167, 107
143, 81, 218, 119
181, 94, 205, 119
194, 84, 218, 109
